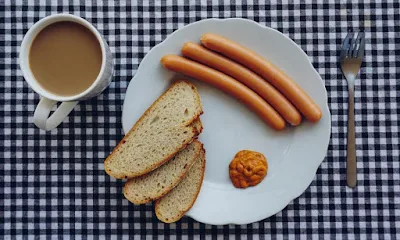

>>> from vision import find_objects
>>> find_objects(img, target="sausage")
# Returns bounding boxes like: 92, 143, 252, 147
200, 33, 322, 122
161, 55, 286, 130
182, 42, 302, 126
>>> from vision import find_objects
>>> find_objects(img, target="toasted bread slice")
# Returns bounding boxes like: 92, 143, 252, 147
155, 147, 206, 223
123, 140, 203, 204
104, 81, 203, 179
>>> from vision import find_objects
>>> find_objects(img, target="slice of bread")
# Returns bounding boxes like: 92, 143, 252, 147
104, 81, 203, 179
155, 147, 206, 223
123, 140, 203, 204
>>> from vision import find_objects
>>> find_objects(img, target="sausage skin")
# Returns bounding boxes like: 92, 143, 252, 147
182, 42, 302, 126
161, 55, 286, 130
201, 33, 322, 122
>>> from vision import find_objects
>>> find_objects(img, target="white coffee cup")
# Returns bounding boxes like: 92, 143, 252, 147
19, 14, 114, 131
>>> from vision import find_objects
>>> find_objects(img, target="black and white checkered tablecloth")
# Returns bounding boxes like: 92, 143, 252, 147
1, 0, 399, 239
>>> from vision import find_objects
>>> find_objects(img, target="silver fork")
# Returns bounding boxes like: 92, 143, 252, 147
340, 32, 365, 188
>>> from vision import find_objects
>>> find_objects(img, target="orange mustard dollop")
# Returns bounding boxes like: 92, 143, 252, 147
229, 150, 268, 189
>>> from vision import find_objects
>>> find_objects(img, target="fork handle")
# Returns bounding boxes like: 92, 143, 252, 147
347, 83, 357, 188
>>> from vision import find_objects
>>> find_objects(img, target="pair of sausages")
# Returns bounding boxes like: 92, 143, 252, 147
161, 33, 322, 130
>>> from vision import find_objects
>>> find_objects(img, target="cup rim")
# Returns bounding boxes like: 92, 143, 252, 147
19, 13, 108, 102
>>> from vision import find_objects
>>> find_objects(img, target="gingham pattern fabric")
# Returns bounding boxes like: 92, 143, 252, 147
1, 0, 399, 239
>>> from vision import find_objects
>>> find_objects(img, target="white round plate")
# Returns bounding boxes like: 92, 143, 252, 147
122, 18, 331, 225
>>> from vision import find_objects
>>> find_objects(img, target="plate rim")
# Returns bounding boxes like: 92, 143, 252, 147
122, 18, 331, 225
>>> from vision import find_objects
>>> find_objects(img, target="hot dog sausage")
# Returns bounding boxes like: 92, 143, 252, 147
201, 33, 322, 122
161, 55, 286, 130
182, 42, 302, 126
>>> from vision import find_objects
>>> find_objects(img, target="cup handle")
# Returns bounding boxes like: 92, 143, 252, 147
33, 97, 78, 131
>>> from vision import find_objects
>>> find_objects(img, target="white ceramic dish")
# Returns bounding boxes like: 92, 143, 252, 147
122, 18, 331, 225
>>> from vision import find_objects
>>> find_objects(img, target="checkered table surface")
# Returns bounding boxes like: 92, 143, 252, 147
1, 0, 399, 239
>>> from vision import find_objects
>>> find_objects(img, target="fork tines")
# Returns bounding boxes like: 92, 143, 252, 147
340, 32, 365, 60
